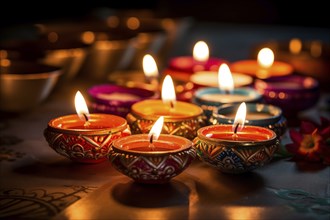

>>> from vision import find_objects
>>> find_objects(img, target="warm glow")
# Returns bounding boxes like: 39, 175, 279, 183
81, 31, 95, 44
143, 54, 159, 79
218, 63, 234, 93
257, 48, 274, 68
310, 40, 322, 58
48, 32, 58, 43
106, 16, 119, 28
193, 41, 209, 62
127, 17, 140, 30
148, 116, 164, 142
233, 102, 246, 133
75, 91, 89, 121
289, 38, 302, 54
161, 75, 176, 106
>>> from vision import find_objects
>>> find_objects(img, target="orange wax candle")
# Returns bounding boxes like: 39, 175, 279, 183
49, 114, 127, 131
126, 99, 206, 140
201, 125, 274, 141
230, 47, 293, 79
112, 134, 189, 152
129, 99, 203, 119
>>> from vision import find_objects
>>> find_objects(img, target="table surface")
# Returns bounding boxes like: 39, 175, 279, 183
1, 20, 329, 220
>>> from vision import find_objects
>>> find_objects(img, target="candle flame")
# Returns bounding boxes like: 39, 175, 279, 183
143, 54, 159, 79
161, 75, 176, 107
148, 116, 164, 142
75, 91, 89, 121
233, 102, 246, 133
218, 63, 234, 93
193, 41, 209, 62
257, 48, 274, 68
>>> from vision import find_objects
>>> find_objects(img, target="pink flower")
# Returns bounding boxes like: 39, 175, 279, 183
285, 117, 330, 165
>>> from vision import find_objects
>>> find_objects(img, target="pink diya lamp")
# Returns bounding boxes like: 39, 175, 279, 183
230, 47, 293, 79
164, 40, 228, 82
44, 91, 130, 163
109, 116, 196, 184
193, 102, 280, 174
126, 74, 206, 140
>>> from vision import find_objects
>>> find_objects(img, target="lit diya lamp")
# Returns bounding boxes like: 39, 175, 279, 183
44, 91, 130, 163
209, 102, 287, 138
109, 116, 196, 184
108, 54, 193, 102
193, 102, 280, 174
252, 38, 330, 88
230, 47, 293, 79
126, 75, 206, 140
108, 53, 160, 91
189, 69, 253, 89
192, 63, 262, 120
164, 40, 228, 82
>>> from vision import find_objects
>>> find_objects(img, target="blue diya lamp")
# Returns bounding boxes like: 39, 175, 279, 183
209, 103, 287, 138
192, 87, 263, 121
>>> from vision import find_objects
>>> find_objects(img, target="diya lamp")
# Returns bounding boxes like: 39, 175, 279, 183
189, 69, 253, 89
108, 53, 194, 102
109, 116, 196, 184
87, 83, 159, 118
44, 91, 131, 163
193, 102, 280, 174
108, 54, 160, 92
254, 74, 320, 119
230, 47, 294, 79
209, 102, 287, 138
126, 75, 206, 140
192, 63, 262, 120
164, 40, 228, 82
252, 38, 330, 89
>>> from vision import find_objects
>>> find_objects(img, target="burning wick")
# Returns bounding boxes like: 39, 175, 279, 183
82, 113, 90, 128
232, 123, 240, 140
234, 123, 239, 134
224, 89, 231, 95
149, 134, 156, 150
149, 134, 154, 144
148, 116, 164, 150
83, 113, 89, 121
170, 101, 174, 109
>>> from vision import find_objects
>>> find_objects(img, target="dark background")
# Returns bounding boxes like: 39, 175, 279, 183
1, 0, 329, 29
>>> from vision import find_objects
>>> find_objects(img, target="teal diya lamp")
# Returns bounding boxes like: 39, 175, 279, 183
192, 63, 262, 121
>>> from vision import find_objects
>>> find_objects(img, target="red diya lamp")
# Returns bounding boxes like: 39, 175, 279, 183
230, 47, 294, 79
126, 75, 206, 140
44, 91, 130, 163
109, 116, 196, 184
164, 40, 228, 82
193, 102, 280, 174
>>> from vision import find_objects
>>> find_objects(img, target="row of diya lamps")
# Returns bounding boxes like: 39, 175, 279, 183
44, 40, 321, 184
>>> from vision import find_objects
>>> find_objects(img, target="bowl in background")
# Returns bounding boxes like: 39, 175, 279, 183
0, 59, 62, 112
